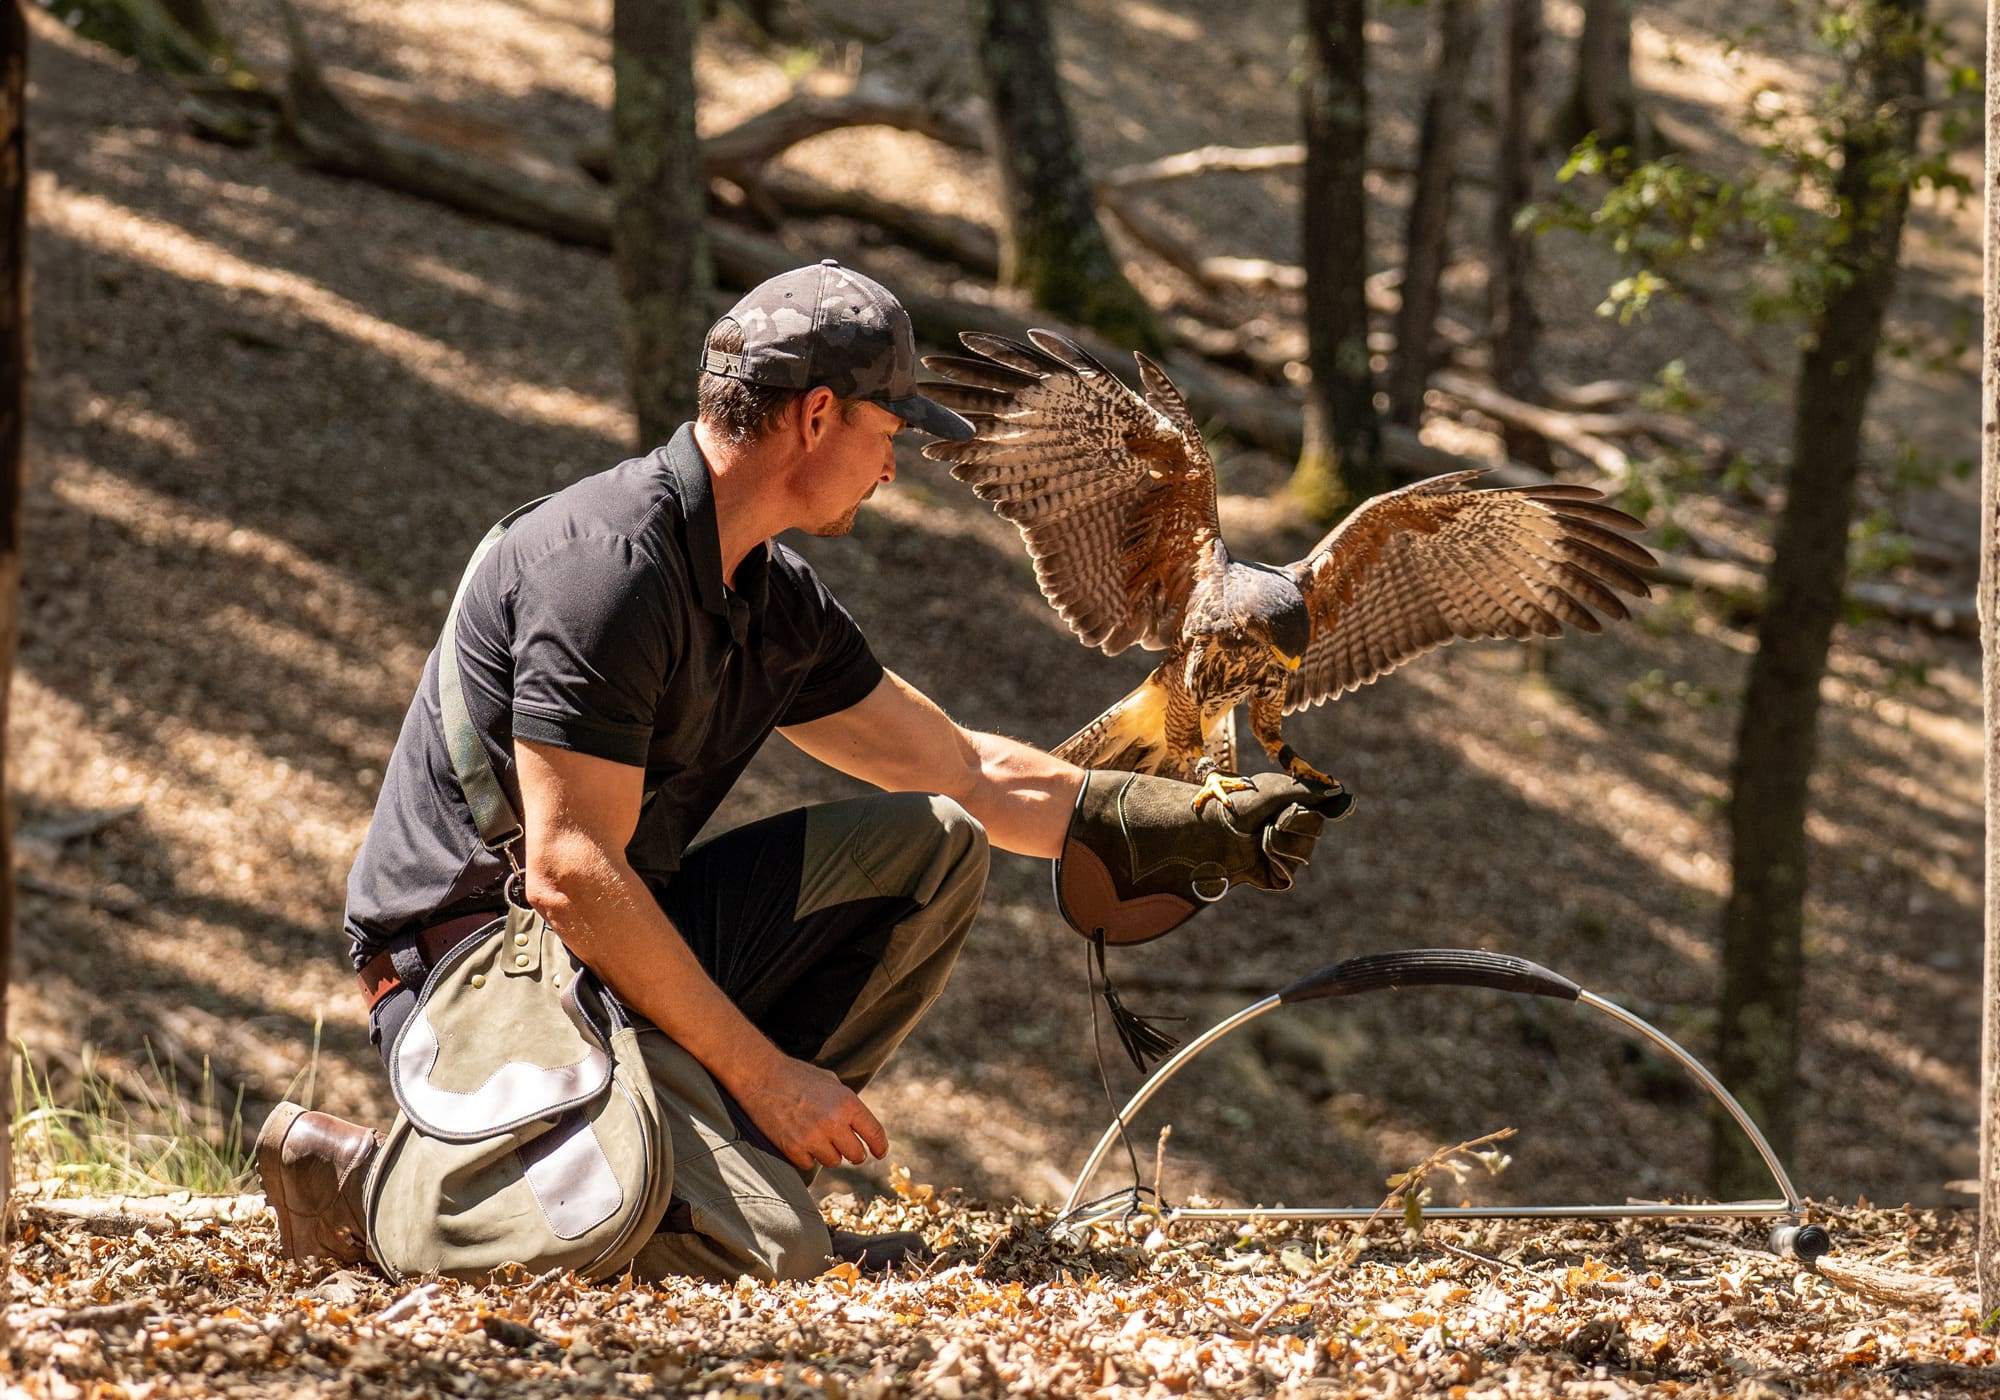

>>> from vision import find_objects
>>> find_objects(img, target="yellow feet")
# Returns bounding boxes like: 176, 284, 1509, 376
1274, 744, 1339, 792
1286, 755, 1338, 790
1190, 770, 1254, 813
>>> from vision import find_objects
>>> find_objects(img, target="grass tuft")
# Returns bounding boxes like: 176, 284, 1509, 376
11, 1041, 256, 1197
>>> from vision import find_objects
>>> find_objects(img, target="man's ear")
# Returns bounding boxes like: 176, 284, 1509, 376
797, 386, 840, 450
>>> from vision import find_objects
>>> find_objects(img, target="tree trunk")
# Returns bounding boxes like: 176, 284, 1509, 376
1292, 0, 1385, 521
1712, 0, 1925, 1200
1490, 0, 1550, 467
1979, 0, 2000, 1325
975, 0, 1162, 354
1387, 0, 1483, 427
0, 0, 26, 1302
1558, 0, 1647, 156
612, 0, 711, 450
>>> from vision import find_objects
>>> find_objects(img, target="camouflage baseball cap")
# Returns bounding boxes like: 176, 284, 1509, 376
701, 260, 974, 441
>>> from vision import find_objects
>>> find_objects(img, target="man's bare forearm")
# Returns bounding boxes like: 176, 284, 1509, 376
528, 842, 784, 1094
950, 728, 1082, 858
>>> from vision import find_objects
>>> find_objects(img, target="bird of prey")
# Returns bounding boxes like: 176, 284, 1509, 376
920, 330, 1657, 808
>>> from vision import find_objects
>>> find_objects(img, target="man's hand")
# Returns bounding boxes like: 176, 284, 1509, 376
732, 1053, 889, 1172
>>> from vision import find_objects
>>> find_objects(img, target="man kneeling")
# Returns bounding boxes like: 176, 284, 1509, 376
257, 262, 1341, 1281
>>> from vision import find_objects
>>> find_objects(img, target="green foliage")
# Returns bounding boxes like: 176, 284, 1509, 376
33, 0, 228, 77
1622, 667, 1722, 721
13, 1042, 256, 1197
1536, 0, 1965, 349
1640, 359, 1712, 416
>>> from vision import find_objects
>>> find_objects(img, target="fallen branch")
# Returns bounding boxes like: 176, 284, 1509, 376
19, 803, 142, 863
18, 871, 143, 916
1647, 551, 1976, 637
1431, 371, 1632, 481
276, 1, 613, 248
749, 169, 999, 278
1098, 142, 1305, 192
19, 1192, 267, 1232
1814, 1254, 1965, 1307
701, 80, 985, 182
575, 79, 986, 189
1546, 377, 1642, 411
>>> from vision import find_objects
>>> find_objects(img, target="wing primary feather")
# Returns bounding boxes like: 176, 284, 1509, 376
1548, 515, 1659, 570
1025, 328, 1118, 378
958, 331, 1068, 375
1542, 498, 1648, 533
920, 354, 1043, 390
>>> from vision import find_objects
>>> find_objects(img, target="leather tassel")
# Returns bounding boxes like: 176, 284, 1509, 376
1092, 933, 1182, 1070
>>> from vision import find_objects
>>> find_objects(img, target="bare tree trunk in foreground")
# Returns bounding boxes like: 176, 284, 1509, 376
974, 0, 1162, 353
612, 0, 711, 449
1713, 0, 1925, 1201
1978, 0, 2000, 1326
1490, 0, 1550, 468
0, 0, 28, 1326
1293, 0, 1385, 521
1388, 0, 1483, 427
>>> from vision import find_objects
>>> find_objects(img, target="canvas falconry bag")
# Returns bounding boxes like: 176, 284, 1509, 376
362, 502, 674, 1282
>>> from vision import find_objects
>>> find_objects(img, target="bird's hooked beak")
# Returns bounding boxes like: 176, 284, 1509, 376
1269, 645, 1303, 671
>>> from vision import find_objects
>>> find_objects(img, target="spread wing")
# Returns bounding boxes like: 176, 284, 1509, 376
1285, 473, 1656, 712
919, 330, 1221, 655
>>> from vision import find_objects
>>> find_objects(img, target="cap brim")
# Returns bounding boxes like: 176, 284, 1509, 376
882, 391, 975, 442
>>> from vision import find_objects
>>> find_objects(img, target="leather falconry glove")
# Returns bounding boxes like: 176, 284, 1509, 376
1054, 769, 1353, 1070
1055, 769, 1354, 949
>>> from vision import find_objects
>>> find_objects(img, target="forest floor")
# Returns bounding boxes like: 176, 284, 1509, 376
7, 0, 1997, 1392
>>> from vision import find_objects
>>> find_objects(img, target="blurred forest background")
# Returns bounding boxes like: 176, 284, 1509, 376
7, 0, 1988, 1226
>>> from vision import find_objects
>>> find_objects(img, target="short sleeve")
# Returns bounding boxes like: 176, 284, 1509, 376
509, 534, 675, 766
778, 561, 884, 725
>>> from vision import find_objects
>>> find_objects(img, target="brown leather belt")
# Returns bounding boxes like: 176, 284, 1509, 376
358, 912, 500, 1013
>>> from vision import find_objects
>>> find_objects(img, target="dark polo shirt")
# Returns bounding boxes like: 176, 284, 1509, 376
343, 423, 884, 969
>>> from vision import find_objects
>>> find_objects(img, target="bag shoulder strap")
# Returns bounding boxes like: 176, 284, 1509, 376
437, 498, 550, 855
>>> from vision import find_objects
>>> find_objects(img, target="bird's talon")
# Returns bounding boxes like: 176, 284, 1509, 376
1287, 756, 1338, 790
1190, 772, 1255, 813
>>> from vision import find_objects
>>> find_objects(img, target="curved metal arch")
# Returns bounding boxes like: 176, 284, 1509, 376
1058, 948, 1805, 1230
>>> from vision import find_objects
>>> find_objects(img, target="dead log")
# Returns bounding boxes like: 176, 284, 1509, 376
1431, 370, 1631, 481
575, 80, 987, 186
1547, 377, 1641, 411
1097, 142, 1306, 192
703, 81, 985, 180
1647, 551, 1975, 637
1200, 255, 1305, 294
1814, 1254, 1965, 1307
275, 2, 614, 248
19, 1194, 267, 1231
751, 169, 1000, 277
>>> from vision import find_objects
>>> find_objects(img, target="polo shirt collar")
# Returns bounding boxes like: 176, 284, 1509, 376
667, 423, 760, 646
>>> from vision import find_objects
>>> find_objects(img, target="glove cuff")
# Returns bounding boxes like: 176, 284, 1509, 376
1053, 770, 1207, 946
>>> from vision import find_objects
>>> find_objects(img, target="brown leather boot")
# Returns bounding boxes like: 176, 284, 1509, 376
256, 1102, 381, 1265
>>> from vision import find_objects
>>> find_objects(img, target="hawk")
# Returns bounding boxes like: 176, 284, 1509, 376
920, 330, 1657, 806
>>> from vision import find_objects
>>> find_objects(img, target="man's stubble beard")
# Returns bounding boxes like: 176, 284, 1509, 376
805, 509, 859, 538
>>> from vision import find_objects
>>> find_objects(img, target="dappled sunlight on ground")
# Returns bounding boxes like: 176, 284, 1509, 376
12, 0, 1987, 1278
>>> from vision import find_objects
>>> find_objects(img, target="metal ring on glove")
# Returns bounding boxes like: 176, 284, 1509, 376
1191, 873, 1230, 903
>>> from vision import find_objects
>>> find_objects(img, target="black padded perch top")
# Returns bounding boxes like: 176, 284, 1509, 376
1276, 949, 1585, 1005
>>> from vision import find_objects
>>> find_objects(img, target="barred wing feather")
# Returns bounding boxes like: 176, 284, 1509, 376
921, 331, 1221, 656
1286, 475, 1656, 713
